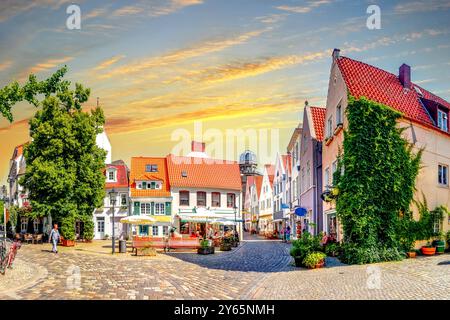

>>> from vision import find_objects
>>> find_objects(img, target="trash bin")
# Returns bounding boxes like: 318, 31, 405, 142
119, 239, 127, 253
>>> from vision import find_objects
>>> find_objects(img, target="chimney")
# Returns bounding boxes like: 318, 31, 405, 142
399, 63, 411, 89
191, 141, 205, 153
332, 48, 340, 61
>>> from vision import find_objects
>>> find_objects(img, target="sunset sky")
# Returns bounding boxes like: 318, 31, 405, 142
1, 0, 450, 186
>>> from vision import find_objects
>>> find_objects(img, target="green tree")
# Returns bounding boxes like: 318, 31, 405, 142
334, 97, 422, 263
0, 67, 106, 240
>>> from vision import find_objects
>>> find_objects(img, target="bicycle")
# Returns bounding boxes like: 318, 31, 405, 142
0, 239, 21, 275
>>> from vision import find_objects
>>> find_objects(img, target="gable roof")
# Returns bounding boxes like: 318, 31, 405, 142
336, 56, 450, 135
254, 175, 264, 198
309, 106, 326, 141
282, 154, 291, 176
264, 164, 275, 185
166, 154, 242, 191
130, 157, 171, 197
105, 164, 129, 189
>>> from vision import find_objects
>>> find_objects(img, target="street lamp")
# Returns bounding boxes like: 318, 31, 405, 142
109, 188, 117, 254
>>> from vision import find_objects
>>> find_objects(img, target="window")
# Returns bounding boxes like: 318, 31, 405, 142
141, 203, 152, 214
179, 191, 190, 206
437, 109, 448, 132
150, 181, 156, 189
109, 195, 117, 206
163, 226, 169, 236
438, 164, 448, 186
97, 217, 105, 233
121, 194, 127, 206
142, 182, 147, 190
306, 161, 311, 189
33, 219, 39, 233
197, 191, 206, 207
212, 192, 221, 207
155, 203, 165, 215
137, 183, 142, 189
336, 104, 342, 125
324, 167, 330, 188
145, 164, 158, 172
152, 226, 159, 236
227, 193, 235, 208
331, 161, 338, 185
108, 170, 115, 181
327, 116, 333, 138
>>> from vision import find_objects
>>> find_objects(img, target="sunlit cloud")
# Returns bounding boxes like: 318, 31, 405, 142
93, 55, 125, 71
113, 5, 145, 16
167, 51, 329, 84
26, 56, 74, 75
395, 0, 450, 14
0, 60, 13, 72
276, 0, 333, 14
97, 28, 269, 79
150, 0, 204, 17
106, 98, 301, 134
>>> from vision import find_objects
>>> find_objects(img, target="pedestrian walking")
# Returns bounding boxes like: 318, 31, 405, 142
286, 226, 291, 243
49, 224, 60, 254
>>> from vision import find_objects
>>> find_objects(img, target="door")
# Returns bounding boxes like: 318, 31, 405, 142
96, 217, 105, 239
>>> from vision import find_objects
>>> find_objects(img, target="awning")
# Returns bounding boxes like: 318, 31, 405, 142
294, 207, 308, 217
152, 216, 172, 224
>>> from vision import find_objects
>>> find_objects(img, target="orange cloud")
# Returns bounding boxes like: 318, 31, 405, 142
23, 56, 74, 76
106, 98, 301, 134
93, 55, 125, 71
276, 1, 332, 14
97, 28, 269, 79
0, 60, 12, 72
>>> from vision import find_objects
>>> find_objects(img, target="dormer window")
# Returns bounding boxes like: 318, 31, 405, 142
437, 109, 448, 132
145, 164, 158, 172
106, 168, 117, 182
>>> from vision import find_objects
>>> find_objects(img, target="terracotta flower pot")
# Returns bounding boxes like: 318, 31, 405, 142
62, 239, 75, 247
314, 260, 325, 269
407, 251, 416, 258
421, 246, 436, 255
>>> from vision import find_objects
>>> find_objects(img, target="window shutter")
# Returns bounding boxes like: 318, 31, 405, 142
142, 182, 147, 189
134, 202, 140, 215
151, 202, 155, 215
165, 202, 171, 215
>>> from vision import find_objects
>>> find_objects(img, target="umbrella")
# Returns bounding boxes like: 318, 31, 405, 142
120, 215, 156, 225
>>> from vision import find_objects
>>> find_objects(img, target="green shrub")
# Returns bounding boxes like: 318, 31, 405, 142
200, 239, 210, 248
303, 252, 326, 268
81, 216, 94, 241
340, 243, 404, 265
324, 242, 341, 257
290, 232, 323, 264
61, 215, 76, 241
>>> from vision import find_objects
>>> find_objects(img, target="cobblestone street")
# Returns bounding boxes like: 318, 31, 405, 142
1, 237, 449, 300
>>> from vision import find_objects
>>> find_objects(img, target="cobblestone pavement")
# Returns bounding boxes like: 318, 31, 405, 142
0, 238, 449, 300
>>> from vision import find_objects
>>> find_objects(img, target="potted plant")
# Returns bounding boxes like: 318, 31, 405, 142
432, 233, 446, 254
303, 252, 327, 269
220, 236, 232, 251
197, 238, 215, 255
421, 242, 436, 255
290, 232, 323, 267
324, 242, 340, 257
290, 246, 304, 267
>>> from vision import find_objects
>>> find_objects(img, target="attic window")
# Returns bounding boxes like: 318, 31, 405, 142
181, 171, 187, 177
145, 164, 158, 172
437, 109, 448, 132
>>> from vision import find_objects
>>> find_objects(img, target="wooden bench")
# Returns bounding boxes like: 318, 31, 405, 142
132, 237, 167, 256
166, 237, 200, 252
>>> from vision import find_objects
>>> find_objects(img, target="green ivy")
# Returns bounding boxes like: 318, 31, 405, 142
334, 96, 422, 264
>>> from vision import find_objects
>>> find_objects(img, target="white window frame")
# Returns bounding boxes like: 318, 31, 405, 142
438, 164, 448, 186
120, 193, 127, 206
327, 116, 333, 138
437, 109, 448, 132
324, 167, 330, 189
336, 104, 342, 125
152, 225, 159, 236
155, 203, 165, 215
97, 217, 105, 233
107, 169, 117, 182
141, 203, 152, 215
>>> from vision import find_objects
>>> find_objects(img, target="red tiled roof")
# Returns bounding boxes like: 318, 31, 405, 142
282, 154, 291, 175
255, 175, 264, 198
166, 154, 242, 191
105, 164, 128, 189
336, 56, 450, 132
309, 106, 326, 141
130, 157, 171, 197
264, 164, 275, 185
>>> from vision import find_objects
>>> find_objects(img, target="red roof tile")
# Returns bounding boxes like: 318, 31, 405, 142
105, 164, 129, 189
130, 157, 171, 197
254, 175, 264, 198
309, 106, 326, 141
264, 164, 275, 185
166, 154, 242, 191
336, 56, 450, 133
282, 154, 291, 175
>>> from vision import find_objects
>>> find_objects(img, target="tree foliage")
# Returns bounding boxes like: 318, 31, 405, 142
334, 97, 422, 263
0, 67, 106, 240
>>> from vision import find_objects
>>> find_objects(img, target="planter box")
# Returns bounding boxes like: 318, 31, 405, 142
197, 246, 215, 255
220, 244, 232, 251
406, 251, 416, 258
325, 136, 333, 146
61, 239, 75, 247
421, 246, 436, 255
333, 124, 343, 135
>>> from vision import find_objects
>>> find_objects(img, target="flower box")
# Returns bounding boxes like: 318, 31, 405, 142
61, 239, 75, 247
325, 136, 333, 146
333, 123, 343, 135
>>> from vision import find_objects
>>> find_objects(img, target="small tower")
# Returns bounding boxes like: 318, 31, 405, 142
239, 150, 258, 175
